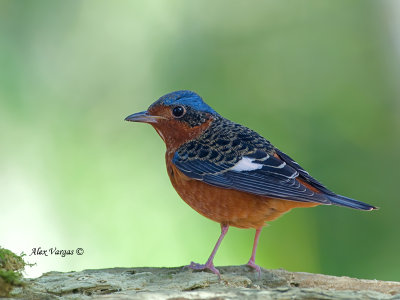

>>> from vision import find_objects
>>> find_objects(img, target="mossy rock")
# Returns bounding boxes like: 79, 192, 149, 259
0, 247, 28, 297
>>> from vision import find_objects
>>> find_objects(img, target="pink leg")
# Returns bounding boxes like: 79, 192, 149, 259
246, 227, 262, 277
185, 224, 229, 277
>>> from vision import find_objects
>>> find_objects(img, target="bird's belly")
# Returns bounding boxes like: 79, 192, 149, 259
167, 162, 318, 229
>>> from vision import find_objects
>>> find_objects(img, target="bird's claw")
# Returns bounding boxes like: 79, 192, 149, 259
246, 260, 261, 278
184, 261, 221, 278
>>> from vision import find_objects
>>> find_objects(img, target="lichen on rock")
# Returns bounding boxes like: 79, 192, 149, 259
11, 265, 400, 299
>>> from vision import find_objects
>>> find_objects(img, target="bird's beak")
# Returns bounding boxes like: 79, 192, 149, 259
124, 111, 165, 124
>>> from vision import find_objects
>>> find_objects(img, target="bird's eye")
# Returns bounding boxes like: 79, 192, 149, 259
172, 106, 185, 118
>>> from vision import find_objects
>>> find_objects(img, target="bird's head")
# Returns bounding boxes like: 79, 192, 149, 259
125, 90, 219, 149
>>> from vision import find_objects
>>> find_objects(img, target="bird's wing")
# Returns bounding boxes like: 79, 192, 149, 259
173, 147, 331, 204
172, 117, 376, 210
273, 148, 334, 195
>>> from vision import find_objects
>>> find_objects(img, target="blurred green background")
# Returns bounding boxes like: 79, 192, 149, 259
1, 0, 399, 280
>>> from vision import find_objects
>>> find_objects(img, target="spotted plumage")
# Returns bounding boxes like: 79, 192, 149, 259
125, 90, 377, 278
173, 114, 371, 209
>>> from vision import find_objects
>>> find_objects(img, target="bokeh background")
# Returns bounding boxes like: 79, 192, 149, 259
1, 0, 399, 280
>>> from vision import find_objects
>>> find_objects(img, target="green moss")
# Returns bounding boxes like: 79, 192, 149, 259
0, 247, 30, 297
0, 248, 26, 272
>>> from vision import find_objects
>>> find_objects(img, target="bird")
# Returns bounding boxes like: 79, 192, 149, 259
125, 90, 377, 277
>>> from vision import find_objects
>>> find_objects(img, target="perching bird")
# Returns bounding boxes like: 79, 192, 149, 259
125, 90, 376, 277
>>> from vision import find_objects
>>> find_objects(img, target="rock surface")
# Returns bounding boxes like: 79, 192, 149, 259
11, 266, 400, 299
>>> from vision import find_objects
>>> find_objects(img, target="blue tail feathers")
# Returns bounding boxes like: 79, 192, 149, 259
326, 194, 377, 211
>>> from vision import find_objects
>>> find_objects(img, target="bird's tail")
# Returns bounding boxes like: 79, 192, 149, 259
326, 194, 377, 211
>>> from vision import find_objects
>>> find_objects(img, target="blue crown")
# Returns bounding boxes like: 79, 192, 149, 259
151, 90, 218, 115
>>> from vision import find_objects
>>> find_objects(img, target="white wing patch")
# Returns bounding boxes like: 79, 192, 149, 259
270, 161, 286, 169
230, 157, 264, 172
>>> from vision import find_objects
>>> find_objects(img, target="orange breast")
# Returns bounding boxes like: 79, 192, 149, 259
166, 158, 319, 229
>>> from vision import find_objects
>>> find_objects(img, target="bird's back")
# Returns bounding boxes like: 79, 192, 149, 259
176, 116, 275, 166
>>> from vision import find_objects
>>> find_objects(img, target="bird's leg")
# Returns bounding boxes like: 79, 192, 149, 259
246, 227, 262, 277
186, 224, 229, 277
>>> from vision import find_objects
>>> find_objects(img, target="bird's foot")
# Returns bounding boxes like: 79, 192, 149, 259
246, 260, 261, 278
184, 261, 221, 278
